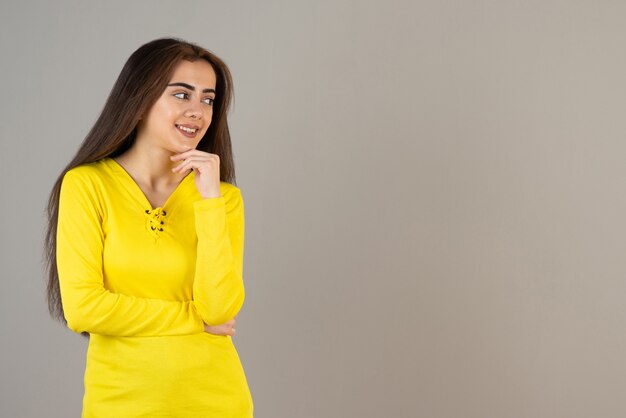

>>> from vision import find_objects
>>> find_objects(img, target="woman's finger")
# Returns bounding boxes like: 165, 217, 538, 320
170, 150, 217, 161
172, 157, 200, 173
171, 156, 216, 173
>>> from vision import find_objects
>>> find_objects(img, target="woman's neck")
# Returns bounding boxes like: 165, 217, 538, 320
114, 142, 188, 189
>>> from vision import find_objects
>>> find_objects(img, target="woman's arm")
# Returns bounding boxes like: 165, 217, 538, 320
192, 185, 245, 326
57, 170, 205, 337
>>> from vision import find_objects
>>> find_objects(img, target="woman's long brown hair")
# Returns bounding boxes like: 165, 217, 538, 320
45, 38, 237, 323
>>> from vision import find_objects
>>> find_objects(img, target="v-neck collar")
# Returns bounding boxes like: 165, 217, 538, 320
104, 157, 194, 211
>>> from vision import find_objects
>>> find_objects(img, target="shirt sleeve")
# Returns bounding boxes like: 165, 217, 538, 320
192, 185, 245, 326
56, 169, 205, 337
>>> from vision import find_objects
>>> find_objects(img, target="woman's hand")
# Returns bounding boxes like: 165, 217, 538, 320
170, 150, 221, 199
204, 316, 237, 336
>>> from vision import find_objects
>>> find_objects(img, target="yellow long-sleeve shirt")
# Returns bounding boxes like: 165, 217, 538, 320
56, 158, 253, 417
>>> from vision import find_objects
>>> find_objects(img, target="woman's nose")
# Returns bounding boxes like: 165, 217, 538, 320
184, 102, 203, 119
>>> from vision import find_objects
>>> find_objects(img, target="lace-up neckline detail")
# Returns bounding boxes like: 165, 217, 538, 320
145, 208, 167, 238
104, 158, 195, 240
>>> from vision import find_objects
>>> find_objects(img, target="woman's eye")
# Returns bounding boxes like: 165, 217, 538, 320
203, 98, 215, 106
174, 92, 188, 100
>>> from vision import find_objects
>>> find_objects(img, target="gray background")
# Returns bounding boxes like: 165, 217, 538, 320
1, 1, 626, 417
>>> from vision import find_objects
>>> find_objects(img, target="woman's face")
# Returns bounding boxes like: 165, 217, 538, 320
136, 59, 217, 154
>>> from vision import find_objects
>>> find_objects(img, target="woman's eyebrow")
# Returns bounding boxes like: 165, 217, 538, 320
167, 82, 216, 94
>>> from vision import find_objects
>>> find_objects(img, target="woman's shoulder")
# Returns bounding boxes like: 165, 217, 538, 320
219, 181, 241, 196
218, 182, 244, 214
220, 181, 244, 204
64, 159, 112, 177
61, 159, 115, 191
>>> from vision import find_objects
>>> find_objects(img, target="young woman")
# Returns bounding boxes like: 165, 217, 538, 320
44, 38, 253, 417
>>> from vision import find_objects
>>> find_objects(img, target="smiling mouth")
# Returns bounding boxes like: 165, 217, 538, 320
176, 125, 198, 134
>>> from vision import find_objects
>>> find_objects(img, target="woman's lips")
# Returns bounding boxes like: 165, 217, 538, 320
176, 124, 199, 138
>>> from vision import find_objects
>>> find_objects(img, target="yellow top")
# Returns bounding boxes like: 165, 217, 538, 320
57, 158, 253, 417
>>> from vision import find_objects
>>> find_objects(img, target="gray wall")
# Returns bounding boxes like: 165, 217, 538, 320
2, 1, 626, 417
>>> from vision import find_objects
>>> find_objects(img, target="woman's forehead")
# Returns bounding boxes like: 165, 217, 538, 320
168, 60, 216, 89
